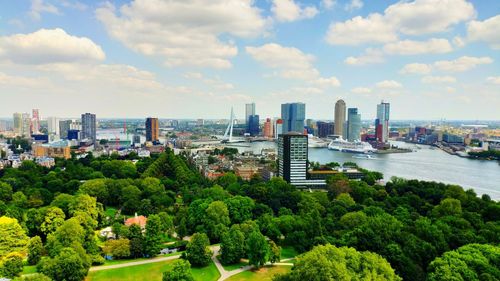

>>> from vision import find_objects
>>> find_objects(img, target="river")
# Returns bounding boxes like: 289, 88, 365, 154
228, 141, 500, 200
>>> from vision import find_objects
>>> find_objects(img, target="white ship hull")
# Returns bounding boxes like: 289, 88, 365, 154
328, 138, 376, 154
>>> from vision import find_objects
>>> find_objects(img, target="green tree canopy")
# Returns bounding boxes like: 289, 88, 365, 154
162, 259, 194, 281
0, 216, 29, 258
247, 230, 269, 268
186, 233, 212, 267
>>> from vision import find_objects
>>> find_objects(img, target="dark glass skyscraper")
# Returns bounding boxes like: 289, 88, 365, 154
347, 108, 361, 141
281, 103, 305, 134
81, 113, 96, 146
247, 114, 260, 136
146, 117, 159, 143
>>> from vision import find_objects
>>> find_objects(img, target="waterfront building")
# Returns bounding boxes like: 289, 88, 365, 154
347, 108, 361, 141
274, 119, 283, 139
247, 115, 260, 136
278, 132, 307, 184
281, 103, 305, 134
145, 117, 159, 143
375, 101, 390, 143
334, 99, 346, 137
263, 118, 273, 138
245, 103, 256, 125
81, 113, 96, 146
316, 121, 334, 138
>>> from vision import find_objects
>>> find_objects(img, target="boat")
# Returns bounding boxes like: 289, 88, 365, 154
328, 137, 377, 154
352, 154, 376, 159
308, 135, 329, 148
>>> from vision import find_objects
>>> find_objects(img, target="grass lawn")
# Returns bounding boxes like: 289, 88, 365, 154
280, 246, 299, 260
221, 260, 248, 271
22, 265, 37, 274
226, 266, 292, 281
98, 252, 183, 266
86, 260, 219, 281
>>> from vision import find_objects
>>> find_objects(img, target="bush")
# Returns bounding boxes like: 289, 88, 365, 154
1, 252, 24, 278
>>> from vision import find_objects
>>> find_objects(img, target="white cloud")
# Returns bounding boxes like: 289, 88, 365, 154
486, 76, 500, 85
326, 14, 397, 45
345, 0, 363, 11
315, 76, 341, 87
421, 75, 457, 84
96, 0, 267, 69
467, 15, 500, 49
351, 87, 372, 94
383, 38, 453, 55
29, 0, 60, 20
434, 56, 493, 72
322, 0, 336, 9
384, 0, 475, 35
0, 72, 53, 89
344, 48, 384, 65
0, 28, 105, 64
184, 72, 235, 90
272, 0, 318, 22
376, 80, 403, 89
326, 0, 475, 46
400, 63, 432, 75
453, 36, 466, 48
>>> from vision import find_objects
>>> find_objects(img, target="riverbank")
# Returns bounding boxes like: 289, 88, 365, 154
375, 148, 413, 154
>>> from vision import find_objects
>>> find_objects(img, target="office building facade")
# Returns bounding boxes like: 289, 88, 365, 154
278, 133, 308, 184
247, 115, 259, 136
145, 117, 159, 142
347, 108, 361, 141
375, 101, 390, 143
32, 109, 40, 134
316, 121, 334, 138
281, 103, 305, 134
81, 113, 96, 145
334, 99, 346, 137
245, 103, 256, 125
263, 118, 273, 138
47, 117, 59, 136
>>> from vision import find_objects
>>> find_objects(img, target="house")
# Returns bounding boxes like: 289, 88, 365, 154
125, 213, 147, 229
99, 226, 116, 239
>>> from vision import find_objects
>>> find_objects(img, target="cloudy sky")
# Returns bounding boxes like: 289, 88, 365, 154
0, 0, 499, 120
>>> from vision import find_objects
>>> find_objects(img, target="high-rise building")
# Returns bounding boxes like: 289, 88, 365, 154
375, 101, 390, 143
334, 99, 346, 137
22, 113, 31, 137
245, 103, 256, 125
274, 119, 283, 139
81, 113, 96, 145
145, 117, 159, 143
316, 121, 334, 138
247, 115, 260, 136
59, 120, 72, 139
13, 113, 23, 135
263, 118, 273, 138
47, 117, 59, 136
281, 103, 305, 134
278, 133, 308, 184
347, 108, 361, 141
32, 109, 40, 134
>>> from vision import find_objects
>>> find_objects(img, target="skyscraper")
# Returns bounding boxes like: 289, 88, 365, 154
316, 121, 334, 138
274, 119, 283, 139
81, 113, 96, 145
347, 108, 361, 142
375, 101, 390, 143
32, 109, 40, 134
281, 103, 305, 134
59, 120, 71, 139
13, 113, 23, 135
278, 133, 308, 184
245, 103, 255, 125
47, 117, 59, 136
263, 118, 273, 138
247, 115, 260, 136
22, 113, 31, 137
334, 99, 346, 137
145, 117, 159, 143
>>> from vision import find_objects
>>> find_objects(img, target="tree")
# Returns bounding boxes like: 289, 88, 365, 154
204, 201, 230, 241
247, 230, 269, 268
274, 244, 401, 281
144, 214, 163, 257
127, 224, 144, 258
162, 259, 194, 281
268, 240, 281, 264
28, 236, 44, 265
41, 207, 66, 236
0, 182, 13, 202
224, 196, 255, 224
1, 252, 23, 278
220, 227, 245, 265
186, 233, 212, 267
79, 179, 108, 203
103, 238, 131, 259
0, 216, 29, 258
39, 247, 90, 281
432, 198, 462, 217
427, 244, 500, 281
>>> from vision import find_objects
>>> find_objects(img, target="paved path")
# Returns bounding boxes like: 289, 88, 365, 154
89, 254, 181, 272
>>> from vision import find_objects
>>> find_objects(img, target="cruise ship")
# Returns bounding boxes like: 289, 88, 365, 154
327, 137, 377, 154
308, 135, 330, 148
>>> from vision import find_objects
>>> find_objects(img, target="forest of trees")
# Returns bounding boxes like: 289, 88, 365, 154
0, 149, 499, 280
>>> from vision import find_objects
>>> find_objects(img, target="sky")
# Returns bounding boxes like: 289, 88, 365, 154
0, 0, 499, 120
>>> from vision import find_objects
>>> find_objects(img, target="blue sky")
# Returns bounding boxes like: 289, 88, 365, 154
0, 0, 499, 120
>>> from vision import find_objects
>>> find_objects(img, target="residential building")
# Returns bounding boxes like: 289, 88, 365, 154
32, 109, 40, 134
145, 117, 159, 143
81, 113, 96, 145
334, 99, 346, 137
375, 101, 390, 143
47, 117, 59, 136
263, 118, 273, 138
281, 103, 305, 134
274, 118, 283, 139
316, 121, 334, 138
347, 108, 361, 141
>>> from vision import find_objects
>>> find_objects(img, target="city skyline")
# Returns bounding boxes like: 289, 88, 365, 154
0, 0, 499, 120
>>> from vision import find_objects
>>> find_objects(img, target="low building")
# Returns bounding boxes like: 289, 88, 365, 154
33, 142, 71, 159
308, 168, 365, 181
35, 157, 55, 168
124, 213, 147, 229
235, 165, 260, 181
